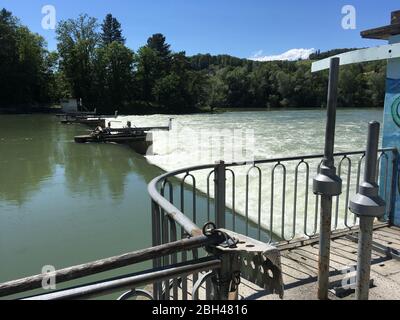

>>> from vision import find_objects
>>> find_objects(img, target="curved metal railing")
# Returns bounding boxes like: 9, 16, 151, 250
148, 147, 398, 299
2, 149, 397, 300
149, 148, 398, 242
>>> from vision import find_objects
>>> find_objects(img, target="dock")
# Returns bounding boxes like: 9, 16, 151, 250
239, 224, 400, 300
61, 117, 106, 128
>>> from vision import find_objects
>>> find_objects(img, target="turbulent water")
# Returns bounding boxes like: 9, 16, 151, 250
108, 109, 384, 237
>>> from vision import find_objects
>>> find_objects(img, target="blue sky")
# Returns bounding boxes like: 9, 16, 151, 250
1, 0, 399, 59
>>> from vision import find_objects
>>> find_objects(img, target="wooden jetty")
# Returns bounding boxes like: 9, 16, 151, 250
58, 110, 121, 128
57, 108, 108, 127
56, 111, 97, 118
60, 116, 106, 128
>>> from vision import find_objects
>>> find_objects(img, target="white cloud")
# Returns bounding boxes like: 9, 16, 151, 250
249, 48, 316, 62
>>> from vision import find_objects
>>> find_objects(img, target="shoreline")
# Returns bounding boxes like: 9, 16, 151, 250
0, 106, 384, 116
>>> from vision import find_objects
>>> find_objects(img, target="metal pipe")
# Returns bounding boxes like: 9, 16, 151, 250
355, 216, 375, 300
364, 123, 380, 183
324, 59, 340, 167
214, 161, 226, 228
23, 258, 221, 300
151, 201, 161, 299
349, 121, 386, 300
318, 194, 333, 300
314, 57, 342, 300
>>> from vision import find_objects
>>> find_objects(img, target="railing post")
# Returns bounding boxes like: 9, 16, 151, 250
211, 253, 241, 300
349, 121, 386, 300
214, 161, 226, 228
313, 57, 342, 300
151, 200, 162, 300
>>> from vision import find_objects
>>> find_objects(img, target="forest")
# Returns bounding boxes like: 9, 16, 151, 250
0, 8, 387, 114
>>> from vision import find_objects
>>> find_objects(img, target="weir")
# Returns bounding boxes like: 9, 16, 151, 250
1, 11, 400, 301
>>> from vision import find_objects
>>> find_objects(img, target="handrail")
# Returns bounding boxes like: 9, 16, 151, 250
0, 234, 224, 298
148, 148, 398, 239
23, 258, 221, 300
225, 148, 396, 167
148, 164, 216, 237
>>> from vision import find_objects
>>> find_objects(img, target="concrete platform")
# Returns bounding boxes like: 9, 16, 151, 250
239, 225, 400, 300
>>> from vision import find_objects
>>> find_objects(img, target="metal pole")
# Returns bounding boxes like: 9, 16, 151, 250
313, 57, 342, 300
356, 122, 380, 300
356, 216, 375, 300
364, 122, 380, 183
318, 194, 333, 300
214, 161, 226, 228
212, 252, 241, 300
151, 201, 161, 299
350, 121, 386, 300
323, 58, 340, 168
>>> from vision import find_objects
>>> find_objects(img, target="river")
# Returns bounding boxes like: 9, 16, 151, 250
0, 109, 383, 295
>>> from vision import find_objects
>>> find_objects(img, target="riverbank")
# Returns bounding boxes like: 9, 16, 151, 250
1, 105, 384, 116
0, 105, 61, 114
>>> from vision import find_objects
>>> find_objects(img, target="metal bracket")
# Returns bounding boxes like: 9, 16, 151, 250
207, 229, 284, 299
345, 234, 400, 261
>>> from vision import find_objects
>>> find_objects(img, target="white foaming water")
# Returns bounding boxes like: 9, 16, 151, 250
106, 109, 383, 236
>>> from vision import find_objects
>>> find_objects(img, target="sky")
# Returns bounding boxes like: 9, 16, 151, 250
1, 0, 399, 60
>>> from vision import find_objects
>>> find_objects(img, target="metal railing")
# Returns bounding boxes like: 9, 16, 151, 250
1, 148, 396, 301
147, 146, 398, 300
149, 148, 398, 247
0, 234, 226, 300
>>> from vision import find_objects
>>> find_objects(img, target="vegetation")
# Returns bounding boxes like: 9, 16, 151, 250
0, 8, 387, 114
0, 9, 61, 109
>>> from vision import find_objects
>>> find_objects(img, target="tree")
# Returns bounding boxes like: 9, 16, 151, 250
0, 8, 388, 114
135, 46, 164, 102
15, 27, 48, 103
154, 52, 207, 112
207, 75, 228, 110
147, 33, 171, 59
94, 42, 135, 112
0, 9, 19, 106
101, 14, 125, 46
56, 14, 100, 107
0, 9, 58, 108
